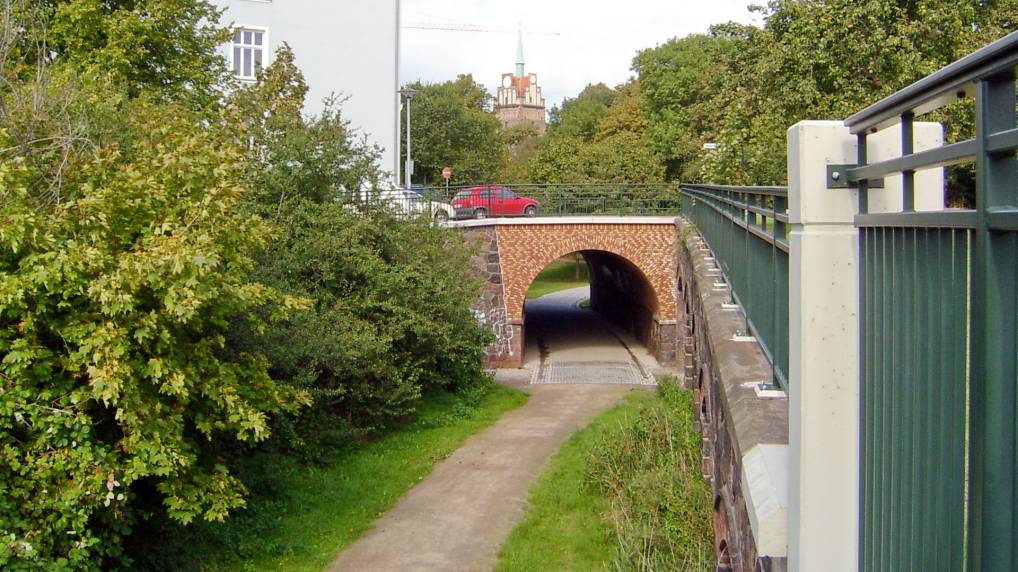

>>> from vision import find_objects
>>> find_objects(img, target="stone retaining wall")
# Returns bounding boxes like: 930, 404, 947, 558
676, 219, 790, 572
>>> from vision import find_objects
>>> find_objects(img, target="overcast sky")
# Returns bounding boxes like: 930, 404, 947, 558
400, 1, 761, 110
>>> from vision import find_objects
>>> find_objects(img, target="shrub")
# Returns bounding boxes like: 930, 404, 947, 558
0, 106, 309, 568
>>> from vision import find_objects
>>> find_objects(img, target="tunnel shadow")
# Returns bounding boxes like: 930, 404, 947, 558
521, 250, 661, 368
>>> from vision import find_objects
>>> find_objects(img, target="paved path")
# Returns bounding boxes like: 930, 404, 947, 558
327, 287, 660, 572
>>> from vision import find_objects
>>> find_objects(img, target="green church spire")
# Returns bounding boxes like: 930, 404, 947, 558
515, 26, 525, 78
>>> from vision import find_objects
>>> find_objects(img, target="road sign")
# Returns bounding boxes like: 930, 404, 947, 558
442, 166, 452, 180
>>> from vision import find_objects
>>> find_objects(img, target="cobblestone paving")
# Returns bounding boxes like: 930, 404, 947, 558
531, 360, 657, 386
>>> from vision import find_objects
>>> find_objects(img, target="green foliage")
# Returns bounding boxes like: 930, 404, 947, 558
404, 74, 507, 185
229, 44, 382, 209
0, 104, 309, 567
548, 83, 615, 141
246, 202, 494, 435
498, 380, 712, 571
634, 0, 1018, 189
586, 378, 713, 570
23, 0, 230, 106
516, 81, 664, 184
227, 54, 493, 452
127, 381, 528, 572
526, 257, 590, 300
0, 4, 497, 568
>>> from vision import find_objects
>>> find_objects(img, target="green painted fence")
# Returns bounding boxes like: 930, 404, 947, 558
678, 184, 789, 388
845, 30, 1018, 571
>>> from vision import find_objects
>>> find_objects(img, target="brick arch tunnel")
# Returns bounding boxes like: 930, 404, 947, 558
461, 219, 679, 368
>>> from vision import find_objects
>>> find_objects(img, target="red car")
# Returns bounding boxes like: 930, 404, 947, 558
451, 186, 540, 219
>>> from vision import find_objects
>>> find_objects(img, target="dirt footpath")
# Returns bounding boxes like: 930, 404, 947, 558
327, 382, 640, 571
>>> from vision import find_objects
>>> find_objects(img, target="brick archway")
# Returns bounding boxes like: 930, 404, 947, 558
459, 218, 678, 367
496, 223, 677, 323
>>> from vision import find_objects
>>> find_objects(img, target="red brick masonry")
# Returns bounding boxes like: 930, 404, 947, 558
495, 223, 677, 322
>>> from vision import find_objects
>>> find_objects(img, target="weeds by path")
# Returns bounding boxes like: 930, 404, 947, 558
497, 378, 713, 571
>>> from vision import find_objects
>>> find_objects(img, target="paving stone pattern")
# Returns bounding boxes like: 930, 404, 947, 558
531, 360, 657, 386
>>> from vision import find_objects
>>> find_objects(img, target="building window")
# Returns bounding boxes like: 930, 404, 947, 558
231, 28, 266, 81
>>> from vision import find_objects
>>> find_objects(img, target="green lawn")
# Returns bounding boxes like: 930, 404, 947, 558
526, 257, 590, 300
494, 398, 622, 572
497, 380, 713, 572
136, 383, 528, 572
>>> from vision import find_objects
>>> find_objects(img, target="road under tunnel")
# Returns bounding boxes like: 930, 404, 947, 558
522, 251, 665, 383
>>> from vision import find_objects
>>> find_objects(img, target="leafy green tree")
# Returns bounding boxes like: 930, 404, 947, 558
633, 0, 1018, 186
548, 82, 615, 141
19, 0, 229, 105
229, 44, 382, 209
0, 102, 309, 568
404, 74, 506, 185
515, 81, 663, 184
230, 52, 493, 448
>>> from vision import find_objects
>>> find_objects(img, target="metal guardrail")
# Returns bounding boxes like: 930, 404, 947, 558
679, 184, 790, 389
843, 30, 1018, 572
373, 183, 682, 221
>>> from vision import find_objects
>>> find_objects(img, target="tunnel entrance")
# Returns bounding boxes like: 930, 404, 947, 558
521, 250, 662, 378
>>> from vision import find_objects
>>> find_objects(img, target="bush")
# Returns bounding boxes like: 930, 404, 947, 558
0, 105, 309, 568
228, 50, 493, 453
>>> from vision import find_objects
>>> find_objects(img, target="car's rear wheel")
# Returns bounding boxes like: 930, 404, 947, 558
524, 205, 538, 217
434, 210, 449, 222
473, 208, 488, 219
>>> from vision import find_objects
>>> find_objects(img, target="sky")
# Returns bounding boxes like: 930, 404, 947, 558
400, 0, 761, 110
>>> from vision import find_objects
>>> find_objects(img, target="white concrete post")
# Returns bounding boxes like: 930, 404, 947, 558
787, 121, 860, 572
786, 121, 946, 571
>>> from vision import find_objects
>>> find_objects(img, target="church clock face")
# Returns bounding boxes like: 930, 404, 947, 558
502, 75, 512, 88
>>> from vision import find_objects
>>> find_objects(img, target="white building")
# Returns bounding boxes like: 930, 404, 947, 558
212, 0, 402, 182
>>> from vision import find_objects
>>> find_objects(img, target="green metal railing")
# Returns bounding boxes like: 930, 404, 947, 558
438, 183, 681, 218
845, 30, 1018, 571
678, 184, 789, 388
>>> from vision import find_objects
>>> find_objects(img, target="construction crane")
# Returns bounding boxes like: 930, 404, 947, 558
401, 21, 560, 36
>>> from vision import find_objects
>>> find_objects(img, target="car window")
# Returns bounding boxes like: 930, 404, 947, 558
497, 189, 517, 199
479, 190, 492, 198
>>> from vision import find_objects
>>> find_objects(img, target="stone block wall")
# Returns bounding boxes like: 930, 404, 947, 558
676, 220, 790, 572
461, 226, 521, 368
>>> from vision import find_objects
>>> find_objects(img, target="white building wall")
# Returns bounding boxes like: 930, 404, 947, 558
212, 0, 401, 182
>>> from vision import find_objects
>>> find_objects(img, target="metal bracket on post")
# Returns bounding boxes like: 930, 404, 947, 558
826, 164, 885, 189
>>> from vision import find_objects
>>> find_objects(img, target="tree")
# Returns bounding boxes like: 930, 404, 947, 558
513, 81, 663, 184
404, 74, 506, 185
229, 51, 493, 448
632, 0, 1018, 188
0, 102, 310, 568
548, 82, 615, 141
0, 3, 313, 567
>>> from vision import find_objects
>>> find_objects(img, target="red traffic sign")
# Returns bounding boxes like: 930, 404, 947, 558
442, 166, 452, 180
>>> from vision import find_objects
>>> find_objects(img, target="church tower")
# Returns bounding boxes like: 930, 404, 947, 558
495, 30, 547, 133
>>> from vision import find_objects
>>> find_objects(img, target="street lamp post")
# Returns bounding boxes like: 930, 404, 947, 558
399, 87, 417, 188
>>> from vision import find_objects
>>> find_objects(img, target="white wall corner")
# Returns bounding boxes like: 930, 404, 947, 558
741, 444, 789, 557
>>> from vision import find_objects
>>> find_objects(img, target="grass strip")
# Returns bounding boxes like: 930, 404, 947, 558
526, 258, 590, 300
497, 379, 713, 572
138, 383, 527, 571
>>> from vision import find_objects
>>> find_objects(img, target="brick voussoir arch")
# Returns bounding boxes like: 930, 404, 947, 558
494, 223, 677, 323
